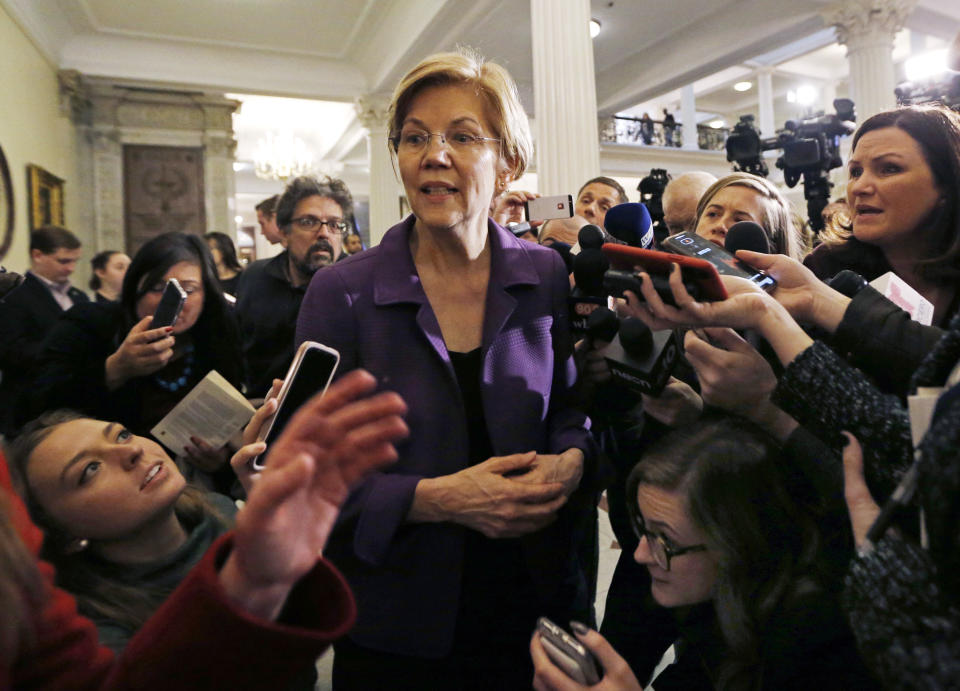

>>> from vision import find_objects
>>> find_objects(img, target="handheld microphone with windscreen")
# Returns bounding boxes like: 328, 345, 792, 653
569, 226, 611, 335
724, 221, 772, 255
603, 203, 654, 248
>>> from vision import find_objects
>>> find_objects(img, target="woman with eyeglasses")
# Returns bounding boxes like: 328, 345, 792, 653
532, 414, 876, 691
23, 233, 243, 492
296, 49, 597, 688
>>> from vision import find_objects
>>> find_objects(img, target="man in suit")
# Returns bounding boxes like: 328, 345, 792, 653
0, 225, 88, 434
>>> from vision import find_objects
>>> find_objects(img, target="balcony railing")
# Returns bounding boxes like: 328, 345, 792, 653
600, 115, 730, 152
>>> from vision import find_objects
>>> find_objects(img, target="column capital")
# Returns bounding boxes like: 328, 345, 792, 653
355, 95, 392, 133
822, 0, 916, 48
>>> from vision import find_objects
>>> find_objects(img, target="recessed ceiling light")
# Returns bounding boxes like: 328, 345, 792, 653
733, 81, 752, 92
590, 19, 601, 39
708, 119, 725, 129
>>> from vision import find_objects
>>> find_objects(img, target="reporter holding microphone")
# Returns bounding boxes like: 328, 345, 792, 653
296, 49, 597, 688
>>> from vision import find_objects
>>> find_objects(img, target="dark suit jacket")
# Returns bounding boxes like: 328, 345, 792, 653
0, 272, 88, 432
295, 217, 598, 656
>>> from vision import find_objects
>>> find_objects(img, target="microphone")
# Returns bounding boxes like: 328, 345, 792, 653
827, 269, 869, 298
603, 317, 680, 396
578, 224, 606, 250
604, 203, 654, 248
569, 246, 610, 335
585, 306, 620, 344
548, 241, 574, 274
724, 221, 771, 255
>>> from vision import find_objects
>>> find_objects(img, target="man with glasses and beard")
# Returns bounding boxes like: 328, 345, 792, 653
236, 175, 353, 397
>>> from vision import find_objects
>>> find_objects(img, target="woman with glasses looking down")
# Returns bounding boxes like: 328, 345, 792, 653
296, 48, 597, 688
532, 414, 876, 691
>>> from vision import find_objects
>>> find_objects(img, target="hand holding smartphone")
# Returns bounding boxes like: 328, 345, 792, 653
663, 232, 777, 291
251, 341, 340, 470
152, 278, 187, 329
525, 194, 574, 222
536, 617, 602, 685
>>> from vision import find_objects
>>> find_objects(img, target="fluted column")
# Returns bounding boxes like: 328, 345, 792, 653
822, 0, 916, 120
356, 96, 402, 246
531, 0, 600, 195
680, 85, 698, 150
757, 68, 775, 137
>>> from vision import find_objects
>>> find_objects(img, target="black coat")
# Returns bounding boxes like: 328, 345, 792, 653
0, 273, 88, 434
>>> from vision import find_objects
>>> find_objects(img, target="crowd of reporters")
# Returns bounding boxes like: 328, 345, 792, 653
1, 42, 959, 690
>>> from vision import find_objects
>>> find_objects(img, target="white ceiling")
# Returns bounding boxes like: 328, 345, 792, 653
4, 0, 960, 193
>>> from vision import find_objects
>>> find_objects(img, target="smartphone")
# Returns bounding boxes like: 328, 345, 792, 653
152, 278, 187, 328
252, 341, 340, 470
537, 617, 601, 685
601, 244, 728, 303
663, 231, 777, 291
525, 194, 574, 222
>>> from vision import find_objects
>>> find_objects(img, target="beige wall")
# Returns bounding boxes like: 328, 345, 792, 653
0, 5, 80, 281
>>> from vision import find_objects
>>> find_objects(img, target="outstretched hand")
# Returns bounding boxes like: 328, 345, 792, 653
620, 263, 775, 332
219, 369, 408, 619
733, 250, 850, 330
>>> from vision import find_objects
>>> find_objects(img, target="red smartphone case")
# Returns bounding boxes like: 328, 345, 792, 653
601, 244, 728, 301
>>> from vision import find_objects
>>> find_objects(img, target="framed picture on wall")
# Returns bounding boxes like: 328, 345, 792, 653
0, 145, 13, 261
27, 164, 65, 231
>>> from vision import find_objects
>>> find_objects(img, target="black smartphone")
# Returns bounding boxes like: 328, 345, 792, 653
152, 278, 187, 328
537, 617, 601, 685
663, 231, 777, 291
252, 341, 340, 470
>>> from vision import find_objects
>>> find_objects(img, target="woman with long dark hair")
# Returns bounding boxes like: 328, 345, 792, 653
204, 231, 244, 296
25, 233, 243, 483
532, 415, 874, 690
805, 105, 960, 326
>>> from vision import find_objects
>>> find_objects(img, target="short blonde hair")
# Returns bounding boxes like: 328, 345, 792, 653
387, 48, 533, 183
695, 173, 804, 260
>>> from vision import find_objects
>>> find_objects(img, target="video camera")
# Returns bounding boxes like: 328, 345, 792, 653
725, 98, 856, 233
637, 169, 671, 246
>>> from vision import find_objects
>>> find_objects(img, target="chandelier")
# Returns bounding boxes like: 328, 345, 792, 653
253, 131, 314, 181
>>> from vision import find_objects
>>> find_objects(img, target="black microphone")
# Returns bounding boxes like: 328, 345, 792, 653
724, 221, 771, 255
827, 269, 869, 298
585, 306, 620, 344
569, 248, 610, 335
578, 224, 606, 250
548, 241, 574, 274
603, 317, 680, 396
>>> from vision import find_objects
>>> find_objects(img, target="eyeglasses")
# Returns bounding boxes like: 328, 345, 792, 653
290, 216, 348, 234
391, 128, 501, 154
629, 510, 707, 572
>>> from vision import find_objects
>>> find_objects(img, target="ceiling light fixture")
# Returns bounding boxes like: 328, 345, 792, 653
590, 19, 601, 39
708, 119, 725, 129
254, 131, 314, 182
733, 81, 752, 92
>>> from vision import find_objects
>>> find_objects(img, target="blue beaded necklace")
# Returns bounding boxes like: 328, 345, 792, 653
153, 342, 195, 392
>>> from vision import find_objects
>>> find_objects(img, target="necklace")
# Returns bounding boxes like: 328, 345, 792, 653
153, 343, 195, 392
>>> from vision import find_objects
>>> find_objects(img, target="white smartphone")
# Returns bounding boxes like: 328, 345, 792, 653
251, 341, 340, 469
525, 194, 574, 222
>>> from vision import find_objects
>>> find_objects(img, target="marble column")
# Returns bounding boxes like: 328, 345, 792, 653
531, 0, 601, 195
356, 96, 402, 247
757, 68, 775, 137
680, 85, 698, 150
822, 0, 917, 120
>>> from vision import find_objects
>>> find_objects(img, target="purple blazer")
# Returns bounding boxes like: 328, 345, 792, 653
296, 216, 597, 656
